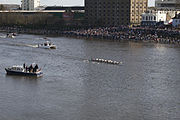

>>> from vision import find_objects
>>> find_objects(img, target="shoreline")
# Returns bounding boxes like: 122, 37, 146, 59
1, 26, 180, 45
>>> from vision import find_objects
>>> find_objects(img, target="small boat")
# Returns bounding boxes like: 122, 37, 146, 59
5, 65, 43, 77
91, 58, 121, 65
6, 33, 15, 38
38, 41, 56, 49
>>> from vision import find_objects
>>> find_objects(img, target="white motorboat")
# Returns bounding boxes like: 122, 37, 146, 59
5, 64, 43, 77
38, 41, 56, 49
6, 33, 15, 38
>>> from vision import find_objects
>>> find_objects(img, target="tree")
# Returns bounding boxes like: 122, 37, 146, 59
0, 5, 5, 10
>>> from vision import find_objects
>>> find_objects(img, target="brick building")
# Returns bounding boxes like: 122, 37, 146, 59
85, 0, 148, 26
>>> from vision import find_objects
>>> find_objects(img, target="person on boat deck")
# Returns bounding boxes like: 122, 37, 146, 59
29, 64, 33, 73
33, 64, 39, 72
23, 63, 26, 69
35, 64, 39, 69
25, 66, 28, 72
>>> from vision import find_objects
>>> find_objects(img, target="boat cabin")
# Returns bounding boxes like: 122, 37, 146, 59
44, 41, 52, 46
10, 66, 24, 72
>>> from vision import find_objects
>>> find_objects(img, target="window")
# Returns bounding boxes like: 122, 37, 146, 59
143, 16, 145, 20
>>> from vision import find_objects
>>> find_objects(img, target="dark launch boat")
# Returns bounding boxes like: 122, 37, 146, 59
5, 65, 43, 77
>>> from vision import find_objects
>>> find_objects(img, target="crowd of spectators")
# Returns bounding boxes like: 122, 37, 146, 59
63, 26, 180, 44
1, 26, 180, 44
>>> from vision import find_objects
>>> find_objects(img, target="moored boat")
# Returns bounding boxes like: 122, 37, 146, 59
38, 41, 56, 49
5, 65, 43, 77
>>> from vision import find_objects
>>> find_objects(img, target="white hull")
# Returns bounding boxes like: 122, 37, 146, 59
5, 65, 43, 77
7, 35, 15, 39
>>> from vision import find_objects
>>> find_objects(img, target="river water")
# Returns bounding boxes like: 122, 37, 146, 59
0, 33, 179, 120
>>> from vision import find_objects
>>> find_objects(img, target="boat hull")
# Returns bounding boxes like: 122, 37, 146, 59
38, 45, 56, 49
5, 69, 43, 77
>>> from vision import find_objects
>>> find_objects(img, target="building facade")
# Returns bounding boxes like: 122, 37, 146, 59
85, 0, 148, 26
22, 0, 40, 10
155, 0, 180, 10
172, 14, 180, 27
130, 0, 148, 25
141, 9, 167, 26
45, 6, 85, 12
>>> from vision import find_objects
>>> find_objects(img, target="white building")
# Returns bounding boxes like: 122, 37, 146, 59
172, 14, 180, 27
141, 9, 167, 26
22, 0, 40, 10
154, 0, 180, 20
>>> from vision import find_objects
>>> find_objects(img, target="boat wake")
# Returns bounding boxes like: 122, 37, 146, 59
0, 42, 38, 48
83, 60, 90, 63
34, 37, 49, 40
0, 35, 6, 38
25, 44, 38, 48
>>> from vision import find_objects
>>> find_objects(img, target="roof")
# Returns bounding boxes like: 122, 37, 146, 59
0, 10, 85, 13
45, 6, 84, 11
12, 65, 23, 68
0, 10, 66, 13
